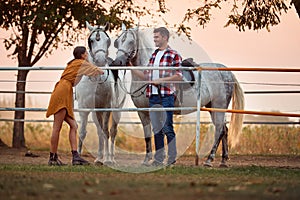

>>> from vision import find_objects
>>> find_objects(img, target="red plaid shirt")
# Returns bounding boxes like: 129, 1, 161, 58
144, 46, 183, 97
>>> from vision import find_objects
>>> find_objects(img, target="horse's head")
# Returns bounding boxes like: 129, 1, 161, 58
86, 21, 111, 66
113, 23, 139, 66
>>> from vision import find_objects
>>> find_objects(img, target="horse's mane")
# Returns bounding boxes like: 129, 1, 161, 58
136, 29, 155, 66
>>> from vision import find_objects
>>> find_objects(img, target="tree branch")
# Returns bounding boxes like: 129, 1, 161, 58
27, 27, 38, 63
31, 18, 71, 66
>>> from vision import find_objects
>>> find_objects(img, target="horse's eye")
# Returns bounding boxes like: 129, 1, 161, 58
121, 35, 126, 43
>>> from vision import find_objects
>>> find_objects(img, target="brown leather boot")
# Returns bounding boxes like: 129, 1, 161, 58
71, 150, 89, 165
48, 152, 65, 166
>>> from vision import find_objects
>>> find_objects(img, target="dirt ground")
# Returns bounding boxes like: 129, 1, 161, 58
1, 144, 299, 169
1, 143, 300, 200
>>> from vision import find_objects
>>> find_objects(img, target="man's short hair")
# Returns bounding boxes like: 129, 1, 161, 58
153, 27, 169, 40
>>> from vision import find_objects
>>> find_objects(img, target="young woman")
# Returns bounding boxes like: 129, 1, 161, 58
46, 46, 104, 166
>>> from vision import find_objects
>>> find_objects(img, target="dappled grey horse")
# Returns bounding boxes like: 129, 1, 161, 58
112, 24, 244, 167
76, 22, 126, 165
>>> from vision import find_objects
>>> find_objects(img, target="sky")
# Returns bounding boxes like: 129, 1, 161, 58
0, 0, 300, 120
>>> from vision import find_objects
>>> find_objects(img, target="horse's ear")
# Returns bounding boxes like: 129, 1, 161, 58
86, 21, 94, 31
104, 22, 110, 32
121, 23, 126, 31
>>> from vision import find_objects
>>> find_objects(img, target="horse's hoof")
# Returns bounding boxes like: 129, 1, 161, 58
203, 161, 213, 167
104, 160, 114, 166
142, 159, 152, 166
94, 161, 104, 166
141, 154, 152, 166
94, 159, 104, 165
141, 161, 151, 167
219, 162, 229, 168
111, 160, 118, 166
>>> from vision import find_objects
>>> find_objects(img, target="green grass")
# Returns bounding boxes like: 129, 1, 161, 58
1, 163, 299, 200
1, 163, 299, 178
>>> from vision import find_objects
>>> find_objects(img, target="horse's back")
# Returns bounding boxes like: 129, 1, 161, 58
200, 63, 235, 107
178, 62, 235, 109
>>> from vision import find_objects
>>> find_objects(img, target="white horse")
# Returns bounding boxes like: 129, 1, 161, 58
112, 24, 245, 167
76, 22, 126, 165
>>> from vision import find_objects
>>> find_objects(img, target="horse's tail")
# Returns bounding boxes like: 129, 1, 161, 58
228, 75, 245, 148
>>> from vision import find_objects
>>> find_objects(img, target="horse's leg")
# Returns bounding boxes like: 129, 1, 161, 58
137, 111, 153, 165
220, 125, 229, 167
102, 111, 111, 165
78, 111, 89, 155
109, 111, 120, 165
92, 112, 104, 164
204, 111, 226, 167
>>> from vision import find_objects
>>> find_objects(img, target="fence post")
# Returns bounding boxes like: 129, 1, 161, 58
195, 70, 202, 166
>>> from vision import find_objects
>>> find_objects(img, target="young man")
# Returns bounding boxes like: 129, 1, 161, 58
130, 27, 183, 166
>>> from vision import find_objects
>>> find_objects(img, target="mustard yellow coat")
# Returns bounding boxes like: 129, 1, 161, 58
46, 59, 101, 119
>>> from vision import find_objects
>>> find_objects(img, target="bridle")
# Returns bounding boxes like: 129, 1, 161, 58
114, 29, 139, 62
113, 29, 146, 96
86, 27, 112, 84
88, 27, 111, 62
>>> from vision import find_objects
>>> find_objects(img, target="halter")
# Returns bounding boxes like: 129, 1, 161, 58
86, 27, 111, 83
88, 27, 111, 62
114, 29, 139, 62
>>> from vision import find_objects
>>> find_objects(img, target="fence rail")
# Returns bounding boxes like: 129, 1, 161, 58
1, 65, 300, 119
1, 66, 300, 72
2, 90, 300, 95
1, 106, 300, 118
1, 65, 300, 165
0, 118, 299, 125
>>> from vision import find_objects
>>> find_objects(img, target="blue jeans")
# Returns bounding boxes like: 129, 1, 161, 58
149, 94, 177, 163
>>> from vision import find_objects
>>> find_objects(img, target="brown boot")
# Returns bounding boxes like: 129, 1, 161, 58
71, 150, 89, 165
48, 152, 65, 166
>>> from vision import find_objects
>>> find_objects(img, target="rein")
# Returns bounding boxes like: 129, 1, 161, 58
118, 79, 149, 98
114, 28, 149, 97
88, 69, 110, 84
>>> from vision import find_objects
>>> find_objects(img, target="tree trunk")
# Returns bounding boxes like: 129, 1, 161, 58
12, 69, 29, 148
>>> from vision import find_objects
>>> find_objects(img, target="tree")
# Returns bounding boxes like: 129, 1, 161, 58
0, 0, 299, 148
292, 0, 300, 17
156, 0, 299, 36
0, 0, 148, 148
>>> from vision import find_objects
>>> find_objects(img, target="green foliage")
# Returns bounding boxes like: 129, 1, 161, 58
1, 0, 297, 63
171, 0, 295, 36
225, 0, 289, 31
0, 0, 152, 148
0, 0, 149, 65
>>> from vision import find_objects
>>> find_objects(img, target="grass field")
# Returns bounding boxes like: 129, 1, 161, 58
1, 107, 300, 199
0, 163, 299, 200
